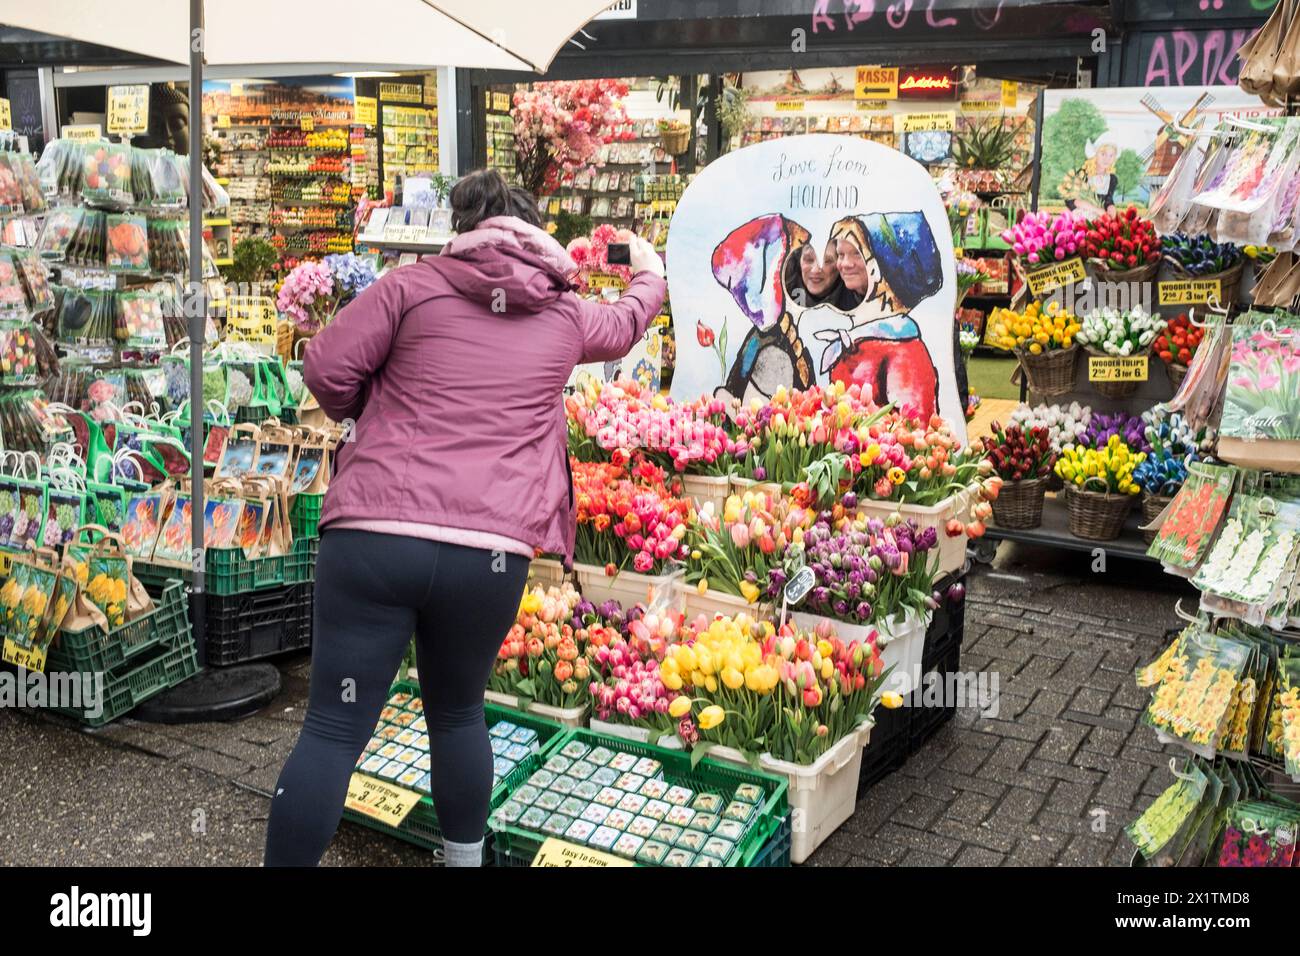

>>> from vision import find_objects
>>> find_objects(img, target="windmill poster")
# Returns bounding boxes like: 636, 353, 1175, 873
1037, 86, 1279, 215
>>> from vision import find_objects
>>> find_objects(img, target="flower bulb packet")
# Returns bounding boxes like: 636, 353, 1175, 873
1194, 496, 1300, 617
1219, 316, 1300, 444
1148, 462, 1236, 573
1216, 801, 1300, 867
1144, 629, 1251, 759
1126, 760, 1209, 860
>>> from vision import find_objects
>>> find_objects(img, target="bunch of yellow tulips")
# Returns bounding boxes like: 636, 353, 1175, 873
987, 300, 1081, 354
1053, 435, 1144, 495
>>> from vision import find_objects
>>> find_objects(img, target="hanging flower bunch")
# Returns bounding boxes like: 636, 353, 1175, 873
512, 79, 635, 196
565, 223, 635, 294
275, 260, 336, 333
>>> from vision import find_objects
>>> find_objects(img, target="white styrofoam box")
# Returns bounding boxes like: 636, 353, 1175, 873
527, 557, 569, 589
483, 690, 588, 729
573, 563, 684, 612
760, 722, 872, 864
681, 474, 730, 519
855, 483, 982, 576
588, 717, 683, 749
789, 609, 931, 695
676, 578, 771, 623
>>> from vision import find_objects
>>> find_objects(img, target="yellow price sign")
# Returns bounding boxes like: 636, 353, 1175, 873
1157, 279, 1222, 306
300, 116, 315, 132
62, 124, 102, 142
3, 638, 47, 673
896, 111, 956, 133
1025, 257, 1087, 296
492, 91, 511, 112
775, 99, 805, 112
588, 272, 629, 292
960, 99, 1001, 113
354, 96, 377, 127
855, 66, 898, 100
532, 838, 634, 867
107, 84, 151, 135
225, 295, 278, 346
344, 773, 420, 827
1088, 355, 1149, 382
1001, 80, 1019, 109
216, 115, 232, 129
0, 98, 10, 131
379, 82, 424, 104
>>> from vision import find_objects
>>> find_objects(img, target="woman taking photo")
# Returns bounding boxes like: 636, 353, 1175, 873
264, 169, 666, 867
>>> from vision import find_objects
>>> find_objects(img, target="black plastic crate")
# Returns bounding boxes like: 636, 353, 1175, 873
909, 631, 963, 749
858, 704, 912, 793
204, 582, 313, 666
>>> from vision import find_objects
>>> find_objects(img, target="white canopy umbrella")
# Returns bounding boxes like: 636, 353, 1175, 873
2, 0, 614, 663
0, 0, 614, 72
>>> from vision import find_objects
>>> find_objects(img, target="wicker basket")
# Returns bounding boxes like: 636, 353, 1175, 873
1016, 344, 1079, 399
1088, 258, 1159, 308
990, 477, 1047, 530
1166, 361, 1188, 392
1065, 481, 1134, 541
1140, 492, 1174, 545
661, 126, 689, 155
1167, 260, 1244, 308
1084, 346, 1150, 400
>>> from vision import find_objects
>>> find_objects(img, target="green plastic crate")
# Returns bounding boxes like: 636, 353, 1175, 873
234, 405, 271, 426
490, 728, 788, 867
135, 547, 290, 597
341, 680, 565, 855
46, 580, 190, 674
48, 629, 199, 728
290, 494, 323, 539
283, 535, 318, 585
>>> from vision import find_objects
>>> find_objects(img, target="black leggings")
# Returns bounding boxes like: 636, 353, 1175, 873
264, 529, 528, 866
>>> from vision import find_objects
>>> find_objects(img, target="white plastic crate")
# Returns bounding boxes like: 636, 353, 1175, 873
855, 483, 981, 576
676, 578, 770, 623
789, 609, 931, 695
573, 563, 683, 612
681, 474, 730, 518
482, 690, 588, 729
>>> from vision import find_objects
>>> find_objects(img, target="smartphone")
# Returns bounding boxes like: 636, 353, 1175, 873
606, 242, 631, 266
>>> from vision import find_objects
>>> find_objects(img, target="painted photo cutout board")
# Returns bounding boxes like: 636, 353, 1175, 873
667, 134, 964, 442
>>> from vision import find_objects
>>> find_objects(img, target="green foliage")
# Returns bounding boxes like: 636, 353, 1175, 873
952, 117, 1025, 170
1041, 98, 1108, 202
1114, 148, 1146, 202
552, 210, 593, 249
717, 84, 753, 142
224, 237, 278, 286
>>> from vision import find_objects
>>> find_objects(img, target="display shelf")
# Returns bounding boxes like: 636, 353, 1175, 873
358, 236, 451, 253
978, 494, 1157, 564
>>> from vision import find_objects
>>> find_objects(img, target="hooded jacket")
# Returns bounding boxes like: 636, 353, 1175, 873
305, 216, 667, 563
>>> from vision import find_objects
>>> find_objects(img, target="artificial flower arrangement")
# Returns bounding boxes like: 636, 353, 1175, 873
986, 300, 1081, 354
984, 421, 1056, 483
1077, 411, 1150, 454
489, 583, 603, 709
566, 223, 634, 296
1053, 434, 1144, 495
1153, 312, 1207, 368
1132, 409, 1209, 498
1081, 205, 1162, 273
684, 489, 813, 605
664, 614, 886, 766
572, 457, 692, 575
275, 252, 377, 334
1009, 401, 1092, 453
1001, 208, 1088, 267
1075, 305, 1166, 356
511, 79, 635, 196
1162, 233, 1241, 278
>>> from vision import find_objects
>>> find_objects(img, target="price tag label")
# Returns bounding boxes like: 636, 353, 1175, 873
344, 773, 420, 827
783, 565, 816, 606
225, 295, 278, 347
354, 96, 377, 127
856, 99, 889, 111
1025, 257, 1087, 296
1088, 355, 1149, 382
492, 91, 511, 112
2, 638, 47, 673
588, 272, 629, 292
61, 124, 102, 142
1157, 279, 1221, 306
0, 98, 11, 132
107, 84, 150, 135
775, 99, 805, 112
300, 116, 315, 132
1001, 80, 1019, 109
379, 82, 424, 104
960, 99, 1001, 113
896, 111, 956, 133
216, 115, 231, 129
532, 838, 634, 867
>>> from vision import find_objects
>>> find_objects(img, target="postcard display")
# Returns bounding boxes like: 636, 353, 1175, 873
1121, 50, 1300, 865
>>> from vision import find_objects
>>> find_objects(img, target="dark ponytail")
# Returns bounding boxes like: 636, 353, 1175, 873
449, 168, 511, 233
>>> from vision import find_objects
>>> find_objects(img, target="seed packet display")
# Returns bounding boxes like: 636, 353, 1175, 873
104, 214, 150, 274
0, 254, 28, 321
1144, 629, 1251, 758
11, 479, 46, 551
118, 292, 166, 350
35, 206, 84, 259
290, 437, 327, 494
254, 430, 297, 482
42, 485, 89, 550
204, 495, 243, 551
81, 143, 134, 207
1148, 463, 1236, 572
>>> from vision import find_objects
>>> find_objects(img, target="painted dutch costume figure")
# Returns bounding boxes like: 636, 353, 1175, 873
815, 212, 944, 421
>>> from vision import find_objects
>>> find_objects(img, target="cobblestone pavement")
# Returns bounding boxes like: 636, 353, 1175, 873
0, 541, 1192, 866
